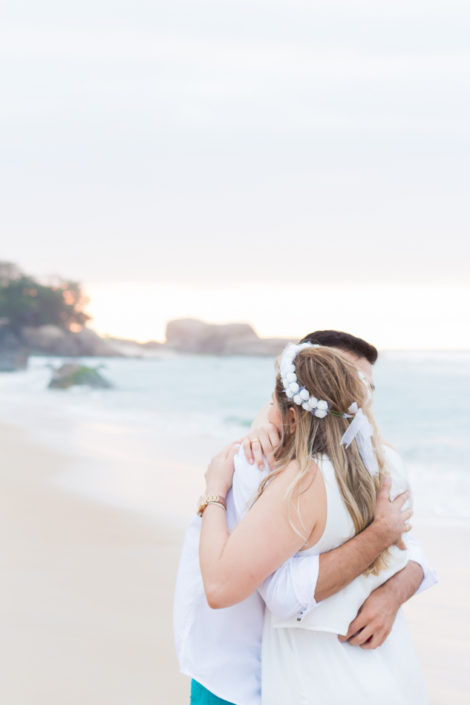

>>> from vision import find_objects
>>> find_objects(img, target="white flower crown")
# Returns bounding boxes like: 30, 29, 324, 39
279, 341, 379, 476
279, 342, 329, 418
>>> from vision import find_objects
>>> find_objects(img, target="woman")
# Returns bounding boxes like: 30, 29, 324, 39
199, 343, 429, 704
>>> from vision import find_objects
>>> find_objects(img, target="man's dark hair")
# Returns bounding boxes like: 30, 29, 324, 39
299, 330, 378, 365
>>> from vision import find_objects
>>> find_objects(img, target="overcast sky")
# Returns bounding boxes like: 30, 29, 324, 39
1, 1, 469, 346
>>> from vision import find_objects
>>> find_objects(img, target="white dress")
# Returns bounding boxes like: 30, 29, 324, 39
261, 454, 430, 705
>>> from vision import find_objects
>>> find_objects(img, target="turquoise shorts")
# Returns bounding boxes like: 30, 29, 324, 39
190, 679, 236, 705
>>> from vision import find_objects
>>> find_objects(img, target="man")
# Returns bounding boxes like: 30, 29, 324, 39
174, 330, 437, 705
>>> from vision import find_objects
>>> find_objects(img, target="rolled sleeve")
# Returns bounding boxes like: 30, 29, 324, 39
258, 553, 320, 622
406, 533, 439, 594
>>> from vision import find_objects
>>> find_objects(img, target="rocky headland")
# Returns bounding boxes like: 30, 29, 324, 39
0, 319, 30, 371
164, 318, 288, 356
21, 324, 120, 358
0, 317, 289, 372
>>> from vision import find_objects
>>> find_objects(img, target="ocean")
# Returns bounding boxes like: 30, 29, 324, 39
0, 351, 469, 527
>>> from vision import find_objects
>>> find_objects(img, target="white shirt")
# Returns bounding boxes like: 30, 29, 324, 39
173, 447, 437, 705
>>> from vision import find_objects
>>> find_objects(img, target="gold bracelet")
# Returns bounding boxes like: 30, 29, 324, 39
197, 494, 227, 517
206, 500, 226, 511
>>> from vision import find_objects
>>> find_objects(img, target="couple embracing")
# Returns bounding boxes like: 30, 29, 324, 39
174, 330, 436, 705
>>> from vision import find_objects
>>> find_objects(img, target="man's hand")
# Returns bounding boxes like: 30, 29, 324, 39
338, 582, 400, 649
372, 477, 412, 550
338, 560, 424, 650
242, 423, 281, 469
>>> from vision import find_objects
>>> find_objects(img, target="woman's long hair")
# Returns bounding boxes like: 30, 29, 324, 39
256, 345, 389, 575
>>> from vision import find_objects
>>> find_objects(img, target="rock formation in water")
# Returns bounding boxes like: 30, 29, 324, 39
48, 363, 113, 389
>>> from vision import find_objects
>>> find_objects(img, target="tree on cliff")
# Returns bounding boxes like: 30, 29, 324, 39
0, 261, 91, 333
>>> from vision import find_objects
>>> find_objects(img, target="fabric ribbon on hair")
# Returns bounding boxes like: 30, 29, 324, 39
340, 402, 379, 476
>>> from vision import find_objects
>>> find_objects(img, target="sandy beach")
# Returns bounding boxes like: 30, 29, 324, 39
0, 422, 189, 705
1, 419, 468, 705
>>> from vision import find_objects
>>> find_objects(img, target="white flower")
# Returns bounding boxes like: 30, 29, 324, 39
278, 342, 331, 423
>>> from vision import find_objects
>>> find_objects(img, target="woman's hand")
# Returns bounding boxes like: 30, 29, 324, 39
242, 423, 281, 469
204, 442, 240, 497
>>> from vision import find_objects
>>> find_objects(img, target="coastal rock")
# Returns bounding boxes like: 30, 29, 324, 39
73, 328, 123, 356
0, 319, 30, 371
48, 363, 113, 389
21, 325, 122, 357
165, 318, 288, 356
21, 325, 78, 355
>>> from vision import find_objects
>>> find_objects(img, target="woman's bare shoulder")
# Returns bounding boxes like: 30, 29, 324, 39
268, 457, 322, 496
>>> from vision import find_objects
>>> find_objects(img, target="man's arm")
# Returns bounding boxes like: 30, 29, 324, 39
338, 561, 423, 649
259, 478, 411, 620
338, 532, 439, 649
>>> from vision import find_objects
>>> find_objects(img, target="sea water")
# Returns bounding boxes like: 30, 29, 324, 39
0, 351, 468, 526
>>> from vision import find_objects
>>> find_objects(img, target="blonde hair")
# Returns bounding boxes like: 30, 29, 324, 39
257, 345, 389, 576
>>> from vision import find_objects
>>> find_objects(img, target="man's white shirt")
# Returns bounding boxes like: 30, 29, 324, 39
173, 447, 437, 705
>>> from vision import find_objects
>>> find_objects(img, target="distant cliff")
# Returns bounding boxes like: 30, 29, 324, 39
0, 260, 111, 369
0, 317, 290, 370
0, 262, 289, 366
0, 319, 123, 371
164, 318, 289, 356
21, 324, 121, 357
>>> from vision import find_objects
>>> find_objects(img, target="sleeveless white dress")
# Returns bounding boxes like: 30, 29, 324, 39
261, 454, 430, 705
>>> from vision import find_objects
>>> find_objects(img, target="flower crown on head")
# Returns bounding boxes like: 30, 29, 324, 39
279, 342, 329, 418
279, 341, 379, 476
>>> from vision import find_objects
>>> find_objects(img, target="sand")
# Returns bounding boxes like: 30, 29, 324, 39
402, 521, 470, 705
0, 422, 189, 705
0, 420, 468, 705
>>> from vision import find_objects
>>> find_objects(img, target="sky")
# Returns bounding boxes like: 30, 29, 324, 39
1, 1, 469, 347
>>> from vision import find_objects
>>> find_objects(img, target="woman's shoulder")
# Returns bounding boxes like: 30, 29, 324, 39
269, 456, 324, 499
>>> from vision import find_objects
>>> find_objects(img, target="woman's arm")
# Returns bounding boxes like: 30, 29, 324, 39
199, 448, 323, 609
